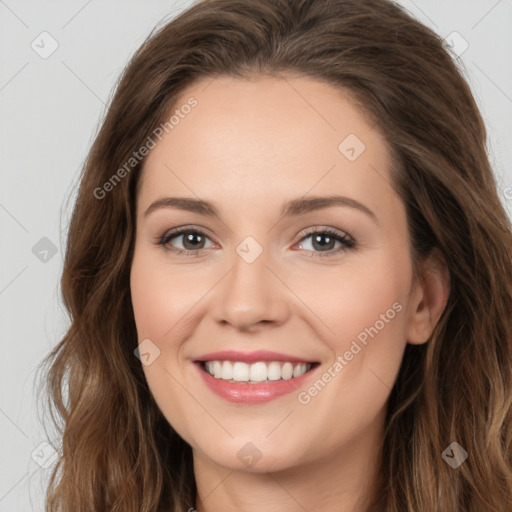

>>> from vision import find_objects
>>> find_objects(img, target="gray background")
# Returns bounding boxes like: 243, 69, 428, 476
1, 1, 511, 510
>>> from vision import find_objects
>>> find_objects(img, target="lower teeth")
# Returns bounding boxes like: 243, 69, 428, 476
225, 378, 288, 384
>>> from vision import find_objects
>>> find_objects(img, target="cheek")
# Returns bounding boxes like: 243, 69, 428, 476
129, 249, 186, 389
330, 268, 408, 351
292, 249, 411, 350
318, 252, 411, 403
302, 249, 411, 383
130, 265, 175, 340
130, 247, 204, 340
129, 249, 200, 442
290, 254, 411, 451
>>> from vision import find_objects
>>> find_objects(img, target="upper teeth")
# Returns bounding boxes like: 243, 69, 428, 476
204, 361, 311, 382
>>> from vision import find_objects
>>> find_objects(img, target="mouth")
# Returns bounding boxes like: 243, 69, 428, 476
196, 359, 320, 384
193, 354, 321, 404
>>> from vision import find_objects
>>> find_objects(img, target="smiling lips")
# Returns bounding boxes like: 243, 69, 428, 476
194, 350, 320, 403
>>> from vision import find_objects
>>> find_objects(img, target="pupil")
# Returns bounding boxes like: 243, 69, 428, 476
313, 234, 334, 251
184, 232, 203, 250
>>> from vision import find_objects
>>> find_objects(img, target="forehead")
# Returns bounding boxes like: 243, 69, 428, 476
138, 74, 395, 218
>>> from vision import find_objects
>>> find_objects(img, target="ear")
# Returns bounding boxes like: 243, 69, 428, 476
406, 249, 450, 345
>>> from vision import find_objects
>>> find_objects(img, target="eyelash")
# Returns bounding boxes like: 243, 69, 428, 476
155, 225, 356, 258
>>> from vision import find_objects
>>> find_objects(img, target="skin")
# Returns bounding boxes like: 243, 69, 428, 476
130, 74, 449, 512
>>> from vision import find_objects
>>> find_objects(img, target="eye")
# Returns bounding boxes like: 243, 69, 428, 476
156, 227, 214, 256
156, 226, 356, 257
296, 227, 355, 257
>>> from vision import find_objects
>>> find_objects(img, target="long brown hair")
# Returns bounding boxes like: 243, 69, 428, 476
37, 0, 512, 510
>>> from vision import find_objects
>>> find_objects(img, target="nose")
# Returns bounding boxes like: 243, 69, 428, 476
211, 243, 291, 332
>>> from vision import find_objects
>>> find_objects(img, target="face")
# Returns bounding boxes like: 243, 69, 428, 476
130, 74, 429, 474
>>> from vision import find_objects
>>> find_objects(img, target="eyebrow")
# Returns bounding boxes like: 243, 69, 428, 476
144, 195, 377, 223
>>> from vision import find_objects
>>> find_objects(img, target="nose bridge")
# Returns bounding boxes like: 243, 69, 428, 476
213, 234, 289, 329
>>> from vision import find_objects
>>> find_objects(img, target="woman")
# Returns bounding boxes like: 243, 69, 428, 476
38, 0, 512, 510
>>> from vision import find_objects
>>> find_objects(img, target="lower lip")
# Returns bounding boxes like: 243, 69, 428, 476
194, 362, 318, 404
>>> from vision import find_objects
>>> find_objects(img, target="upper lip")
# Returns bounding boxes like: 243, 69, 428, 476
194, 350, 317, 364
